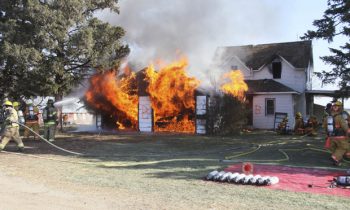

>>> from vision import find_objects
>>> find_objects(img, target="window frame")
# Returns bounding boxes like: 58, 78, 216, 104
272, 61, 282, 79
265, 98, 275, 116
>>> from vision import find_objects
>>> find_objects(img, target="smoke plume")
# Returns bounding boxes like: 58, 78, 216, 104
96, 0, 283, 87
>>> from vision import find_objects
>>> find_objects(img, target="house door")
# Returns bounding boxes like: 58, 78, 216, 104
246, 95, 253, 126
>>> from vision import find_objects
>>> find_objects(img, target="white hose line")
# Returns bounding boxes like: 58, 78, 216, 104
15, 122, 83, 156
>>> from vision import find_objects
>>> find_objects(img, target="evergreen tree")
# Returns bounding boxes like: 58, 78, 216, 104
0, 0, 129, 100
302, 0, 350, 91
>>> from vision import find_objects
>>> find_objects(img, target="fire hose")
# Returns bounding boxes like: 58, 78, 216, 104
13, 122, 83, 156
222, 140, 350, 164
3, 124, 348, 167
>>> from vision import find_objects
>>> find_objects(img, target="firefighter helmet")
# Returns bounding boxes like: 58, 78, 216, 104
3, 100, 13, 107
13, 101, 20, 107
296, 112, 302, 118
334, 101, 342, 106
47, 99, 54, 104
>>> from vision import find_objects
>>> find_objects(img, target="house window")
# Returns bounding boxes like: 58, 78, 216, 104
265, 98, 275, 115
231, 65, 238, 70
272, 62, 282, 79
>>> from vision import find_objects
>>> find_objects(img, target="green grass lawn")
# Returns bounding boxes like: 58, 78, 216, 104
13, 129, 350, 209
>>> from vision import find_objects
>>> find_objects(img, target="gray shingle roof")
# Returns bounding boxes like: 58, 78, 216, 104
215, 40, 312, 70
245, 79, 298, 94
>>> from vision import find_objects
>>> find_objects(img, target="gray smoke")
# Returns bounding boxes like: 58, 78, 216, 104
96, 0, 283, 88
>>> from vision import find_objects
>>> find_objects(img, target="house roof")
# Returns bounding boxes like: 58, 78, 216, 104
215, 40, 313, 70
245, 79, 298, 94
306, 89, 350, 99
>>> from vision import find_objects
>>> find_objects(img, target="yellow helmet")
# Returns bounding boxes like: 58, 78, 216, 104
13, 101, 20, 107
334, 101, 342, 106
3, 100, 13, 107
296, 112, 302, 117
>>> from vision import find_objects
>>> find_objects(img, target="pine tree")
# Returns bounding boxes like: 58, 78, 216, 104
302, 0, 350, 92
0, 0, 129, 100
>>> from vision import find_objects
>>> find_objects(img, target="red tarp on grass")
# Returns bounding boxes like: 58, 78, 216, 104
225, 164, 350, 197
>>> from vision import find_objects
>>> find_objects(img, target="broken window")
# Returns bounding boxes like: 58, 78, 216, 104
272, 62, 282, 79
265, 98, 275, 115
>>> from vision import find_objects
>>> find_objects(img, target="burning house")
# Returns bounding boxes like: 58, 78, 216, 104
84, 40, 312, 133
213, 40, 314, 129
84, 58, 214, 134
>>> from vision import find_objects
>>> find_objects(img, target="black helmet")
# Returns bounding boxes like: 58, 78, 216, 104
47, 99, 54, 104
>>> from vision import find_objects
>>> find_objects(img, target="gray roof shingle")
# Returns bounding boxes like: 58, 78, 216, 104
215, 40, 312, 70
245, 79, 298, 94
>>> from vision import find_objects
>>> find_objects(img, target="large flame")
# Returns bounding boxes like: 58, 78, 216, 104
145, 57, 200, 132
85, 68, 138, 129
220, 70, 248, 101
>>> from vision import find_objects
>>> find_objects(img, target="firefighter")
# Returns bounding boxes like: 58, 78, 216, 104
13, 101, 25, 125
42, 99, 58, 142
63, 114, 69, 126
323, 101, 350, 166
342, 110, 350, 127
294, 112, 304, 135
322, 103, 333, 134
13, 101, 25, 137
23, 100, 40, 140
277, 116, 288, 134
0, 101, 25, 152
324, 103, 332, 116
304, 116, 318, 136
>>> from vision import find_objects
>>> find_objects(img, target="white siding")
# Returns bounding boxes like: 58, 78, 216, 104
253, 94, 294, 129
294, 93, 306, 117
306, 63, 313, 90
196, 96, 207, 134
252, 60, 306, 93
138, 96, 153, 132
220, 57, 253, 79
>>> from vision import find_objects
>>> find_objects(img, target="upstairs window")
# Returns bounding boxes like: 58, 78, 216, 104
231, 65, 238, 70
272, 62, 282, 79
265, 98, 275, 115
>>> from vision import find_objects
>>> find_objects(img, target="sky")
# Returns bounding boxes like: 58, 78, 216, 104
96, 0, 349, 108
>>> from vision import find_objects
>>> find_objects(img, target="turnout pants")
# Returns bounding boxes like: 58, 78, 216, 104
44, 124, 56, 141
24, 121, 40, 138
329, 136, 349, 161
0, 127, 24, 149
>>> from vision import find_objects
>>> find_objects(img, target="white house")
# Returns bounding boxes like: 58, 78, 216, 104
213, 40, 314, 129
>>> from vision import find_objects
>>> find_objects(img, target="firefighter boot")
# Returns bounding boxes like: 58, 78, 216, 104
331, 156, 341, 166
18, 147, 24, 153
343, 152, 350, 162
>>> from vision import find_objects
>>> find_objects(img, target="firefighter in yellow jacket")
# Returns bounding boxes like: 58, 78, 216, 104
304, 116, 318, 136
277, 116, 288, 134
0, 101, 24, 152
323, 101, 350, 166
13, 101, 25, 136
294, 112, 304, 135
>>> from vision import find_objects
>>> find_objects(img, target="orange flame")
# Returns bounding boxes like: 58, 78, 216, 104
220, 70, 248, 101
116, 121, 126, 130
85, 69, 138, 129
145, 57, 200, 133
